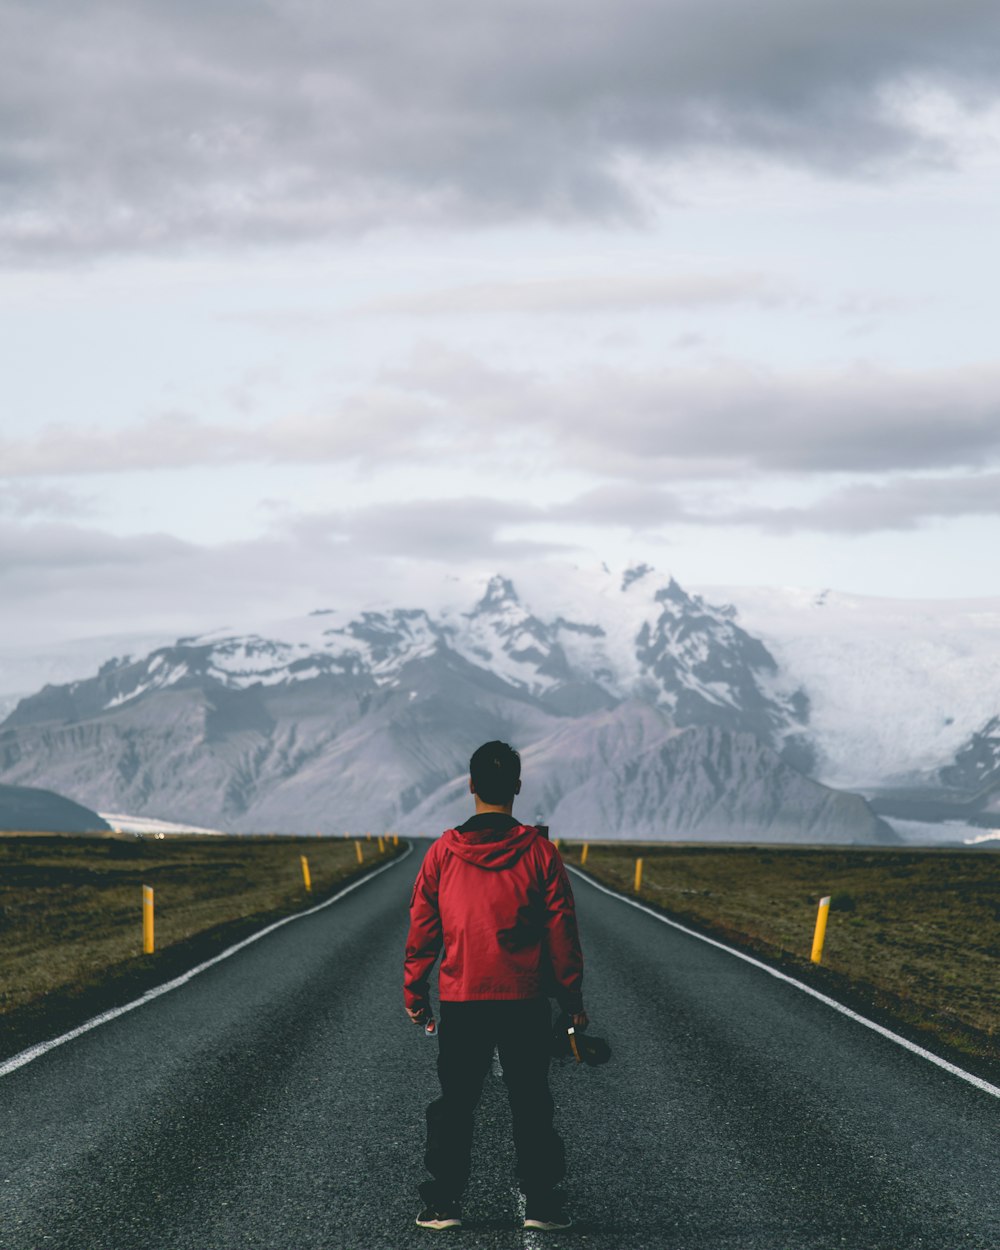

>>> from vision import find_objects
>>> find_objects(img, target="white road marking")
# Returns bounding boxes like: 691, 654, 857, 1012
568, 864, 1000, 1101
0, 846, 413, 1080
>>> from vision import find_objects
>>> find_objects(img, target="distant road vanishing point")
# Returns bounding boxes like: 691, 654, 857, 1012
1, 843, 997, 1250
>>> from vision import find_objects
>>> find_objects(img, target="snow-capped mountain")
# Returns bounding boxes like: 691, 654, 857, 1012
0, 567, 893, 841
0, 631, 174, 725
5, 570, 809, 744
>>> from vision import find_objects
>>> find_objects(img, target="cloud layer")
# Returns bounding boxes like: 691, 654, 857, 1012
357, 273, 798, 316
5, 457, 999, 653
4, 0, 1000, 258
3, 0, 998, 650
5, 352, 1000, 485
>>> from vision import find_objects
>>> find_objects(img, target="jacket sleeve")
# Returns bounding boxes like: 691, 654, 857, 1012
403, 848, 443, 1011
541, 845, 585, 1015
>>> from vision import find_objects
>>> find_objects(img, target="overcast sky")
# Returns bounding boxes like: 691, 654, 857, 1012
3, 0, 1000, 652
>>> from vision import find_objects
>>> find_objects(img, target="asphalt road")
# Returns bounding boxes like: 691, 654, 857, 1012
1, 842, 997, 1250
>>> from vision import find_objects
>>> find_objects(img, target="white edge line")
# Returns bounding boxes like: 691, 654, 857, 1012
517, 1189, 543, 1248
567, 864, 1000, 1101
0, 845, 414, 1080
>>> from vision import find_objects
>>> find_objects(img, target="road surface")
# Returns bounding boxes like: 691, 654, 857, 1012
1, 842, 997, 1249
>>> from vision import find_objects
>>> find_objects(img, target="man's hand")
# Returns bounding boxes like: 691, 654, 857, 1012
571, 1010, 589, 1031
406, 1004, 429, 1026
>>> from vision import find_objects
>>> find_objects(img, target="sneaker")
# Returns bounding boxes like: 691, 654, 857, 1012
523, 1194, 572, 1231
415, 1204, 462, 1230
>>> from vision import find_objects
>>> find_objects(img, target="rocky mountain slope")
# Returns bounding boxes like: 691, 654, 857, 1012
939, 715, 1000, 803
0, 569, 892, 841
408, 708, 889, 842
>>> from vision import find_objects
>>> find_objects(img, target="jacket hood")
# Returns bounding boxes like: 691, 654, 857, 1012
442, 823, 540, 870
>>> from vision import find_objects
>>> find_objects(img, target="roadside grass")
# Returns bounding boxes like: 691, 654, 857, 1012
0, 832, 402, 1060
569, 843, 999, 1068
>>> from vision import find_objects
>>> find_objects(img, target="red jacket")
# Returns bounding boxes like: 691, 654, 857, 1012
404, 815, 585, 1014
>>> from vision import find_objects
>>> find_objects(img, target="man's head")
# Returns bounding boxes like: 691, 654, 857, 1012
469, 740, 522, 810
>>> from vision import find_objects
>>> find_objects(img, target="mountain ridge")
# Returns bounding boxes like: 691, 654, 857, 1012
0, 569, 893, 841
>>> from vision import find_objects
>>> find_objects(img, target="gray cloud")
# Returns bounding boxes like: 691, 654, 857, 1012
549, 364, 1000, 477
282, 497, 571, 563
3, 0, 1000, 259
0, 502, 569, 651
549, 471, 1000, 534
381, 350, 1000, 478
3, 354, 1000, 482
276, 473, 1000, 554
0, 396, 439, 476
0, 519, 300, 649
546, 484, 690, 529
0, 483, 94, 519
0, 521, 190, 574
357, 273, 798, 316
0, 412, 239, 477
719, 472, 1000, 533
2, 460, 997, 652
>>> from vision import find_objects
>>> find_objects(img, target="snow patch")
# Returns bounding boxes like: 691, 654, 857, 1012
103, 662, 189, 710
100, 812, 228, 836
882, 818, 984, 846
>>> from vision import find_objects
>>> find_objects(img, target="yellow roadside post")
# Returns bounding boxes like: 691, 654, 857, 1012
142, 885, 154, 954
355, 839, 364, 864
581, 843, 589, 866
377, 835, 385, 854
393, 834, 399, 847
811, 896, 832, 964
553, 837, 561, 850
634, 857, 644, 893
300, 855, 312, 892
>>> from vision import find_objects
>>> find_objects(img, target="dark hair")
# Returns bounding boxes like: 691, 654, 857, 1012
469, 740, 521, 805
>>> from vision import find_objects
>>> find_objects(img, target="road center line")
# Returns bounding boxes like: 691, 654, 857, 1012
0, 846, 413, 1080
567, 864, 1000, 1101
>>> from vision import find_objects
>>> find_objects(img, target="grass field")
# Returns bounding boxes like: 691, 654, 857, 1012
0, 831, 402, 1059
568, 842, 999, 1066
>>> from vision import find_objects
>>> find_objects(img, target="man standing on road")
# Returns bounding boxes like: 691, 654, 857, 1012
404, 740, 588, 1233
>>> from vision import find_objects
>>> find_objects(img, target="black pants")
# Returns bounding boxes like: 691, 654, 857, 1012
420, 999, 566, 1205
